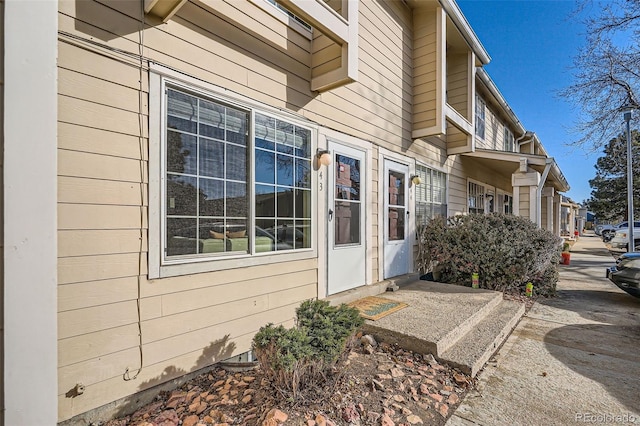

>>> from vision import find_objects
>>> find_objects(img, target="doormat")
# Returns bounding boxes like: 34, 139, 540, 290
348, 296, 408, 321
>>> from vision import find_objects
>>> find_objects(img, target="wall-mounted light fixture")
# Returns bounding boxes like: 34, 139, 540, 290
410, 174, 421, 185
316, 148, 332, 167
486, 194, 494, 201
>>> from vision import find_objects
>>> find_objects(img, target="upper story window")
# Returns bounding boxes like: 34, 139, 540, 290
265, 0, 312, 32
475, 95, 486, 139
163, 86, 313, 262
503, 126, 515, 152
415, 165, 447, 228
468, 181, 485, 214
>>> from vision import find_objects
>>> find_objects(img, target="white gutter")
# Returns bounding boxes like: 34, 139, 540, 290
516, 131, 535, 153
438, 0, 491, 65
477, 68, 525, 135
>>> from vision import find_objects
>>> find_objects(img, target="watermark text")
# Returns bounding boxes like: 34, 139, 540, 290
575, 412, 637, 423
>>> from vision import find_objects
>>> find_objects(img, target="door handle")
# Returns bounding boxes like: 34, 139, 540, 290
328, 209, 334, 221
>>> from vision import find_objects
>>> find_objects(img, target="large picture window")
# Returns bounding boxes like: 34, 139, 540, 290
163, 86, 312, 260
415, 165, 447, 227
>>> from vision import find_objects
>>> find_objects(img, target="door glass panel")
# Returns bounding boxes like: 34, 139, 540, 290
334, 154, 361, 246
388, 207, 405, 241
388, 170, 405, 241
335, 155, 360, 201
388, 171, 405, 206
335, 201, 361, 245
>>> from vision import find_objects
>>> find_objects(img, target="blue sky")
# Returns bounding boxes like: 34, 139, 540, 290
457, 0, 598, 203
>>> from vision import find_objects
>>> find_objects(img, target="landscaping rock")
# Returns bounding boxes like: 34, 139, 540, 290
104, 343, 474, 426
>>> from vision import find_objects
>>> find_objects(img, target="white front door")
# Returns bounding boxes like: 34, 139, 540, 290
383, 159, 410, 279
327, 141, 366, 295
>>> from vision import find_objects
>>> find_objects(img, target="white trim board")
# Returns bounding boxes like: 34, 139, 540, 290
4, 2, 58, 424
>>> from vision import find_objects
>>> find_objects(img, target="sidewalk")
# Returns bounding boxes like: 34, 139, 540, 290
446, 232, 640, 425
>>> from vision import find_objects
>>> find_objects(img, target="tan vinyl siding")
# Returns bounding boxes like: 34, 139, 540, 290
541, 196, 549, 230
446, 52, 468, 118
476, 100, 505, 151
446, 155, 513, 215
483, 108, 497, 149
446, 122, 468, 149
519, 186, 531, 219
62, 0, 413, 150
311, 0, 341, 78
413, 6, 438, 130
447, 173, 468, 215
56, 0, 416, 421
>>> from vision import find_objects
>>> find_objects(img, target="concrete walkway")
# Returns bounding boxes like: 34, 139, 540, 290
447, 232, 640, 425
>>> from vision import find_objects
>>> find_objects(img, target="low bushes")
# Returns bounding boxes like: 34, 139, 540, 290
252, 299, 364, 398
417, 213, 562, 296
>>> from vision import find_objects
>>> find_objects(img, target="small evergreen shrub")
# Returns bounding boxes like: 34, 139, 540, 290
295, 299, 364, 365
252, 300, 364, 397
417, 213, 562, 295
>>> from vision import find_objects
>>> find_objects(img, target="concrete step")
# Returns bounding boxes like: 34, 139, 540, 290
432, 289, 503, 356
438, 299, 525, 377
357, 280, 505, 358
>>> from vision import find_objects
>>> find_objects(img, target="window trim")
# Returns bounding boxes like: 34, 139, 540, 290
149, 65, 318, 279
475, 95, 486, 140
414, 162, 448, 226
503, 126, 514, 152
502, 192, 514, 215
250, 0, 313, 39
467, 178, 486, 214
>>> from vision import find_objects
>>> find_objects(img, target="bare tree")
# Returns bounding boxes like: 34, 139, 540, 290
561, 0, 640, 150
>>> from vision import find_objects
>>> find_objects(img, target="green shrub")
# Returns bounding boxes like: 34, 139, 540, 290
417, 213, 561, 295
295, 299, 364, 365
252, 300, 363, 397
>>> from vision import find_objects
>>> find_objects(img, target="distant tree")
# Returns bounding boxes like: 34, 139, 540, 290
561, 0, 640, 149
585, 130, 640, 221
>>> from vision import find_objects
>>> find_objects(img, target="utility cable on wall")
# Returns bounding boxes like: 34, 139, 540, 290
124, 0, 147, 382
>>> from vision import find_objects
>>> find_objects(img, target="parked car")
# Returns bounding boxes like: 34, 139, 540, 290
608, 227, 640, 252
601, 221, 640, 241
595, 223, 612, 236
606, 252, 640, 297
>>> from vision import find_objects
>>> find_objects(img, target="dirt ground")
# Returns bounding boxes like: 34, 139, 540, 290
104, 337, 474, 426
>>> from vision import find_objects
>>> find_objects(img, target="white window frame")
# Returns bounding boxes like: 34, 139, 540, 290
503, 193, 514, 214
149, 65, 317, 279
415, 163, 448, 227
467, 179, 486, 214
250, 0, 313, 39
503, 126, 514, 152
475, 94, 486, 140
495, 189, 513, 215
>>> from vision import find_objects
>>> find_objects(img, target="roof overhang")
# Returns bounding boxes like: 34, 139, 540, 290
464, 149, 570, 192
437, 0, 491, 65
406, 0, 490, 65
476, 68, 525, 136
144, 0, 188, 22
